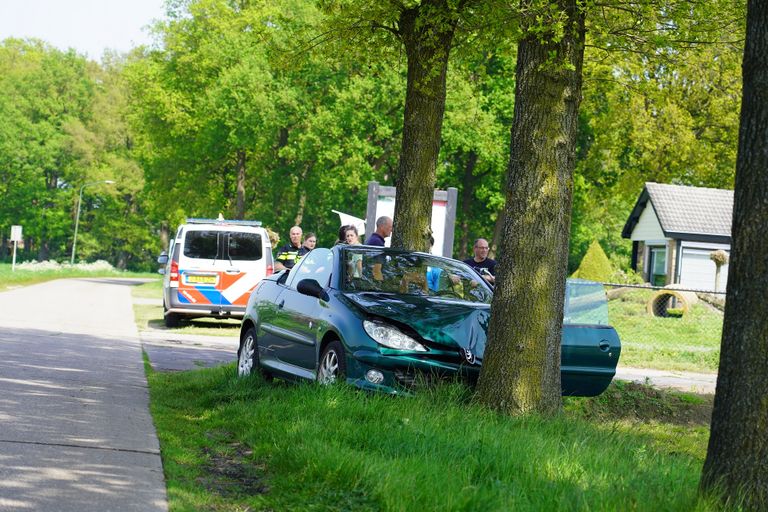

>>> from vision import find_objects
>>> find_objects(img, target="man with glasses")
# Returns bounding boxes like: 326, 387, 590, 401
463, 238, 496, 285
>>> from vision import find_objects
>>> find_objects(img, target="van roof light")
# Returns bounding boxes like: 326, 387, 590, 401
185, 218, 263, 227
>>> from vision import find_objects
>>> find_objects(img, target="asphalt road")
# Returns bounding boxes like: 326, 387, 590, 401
0, 278, 167, 512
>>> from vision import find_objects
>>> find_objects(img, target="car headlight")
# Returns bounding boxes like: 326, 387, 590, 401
363, 320, 427, 352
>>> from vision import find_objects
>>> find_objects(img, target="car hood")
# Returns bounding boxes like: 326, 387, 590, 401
344, 292, 489, 358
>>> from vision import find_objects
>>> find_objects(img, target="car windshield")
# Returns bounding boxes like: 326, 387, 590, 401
341, 247, 492, 304
563, 279, 610, 325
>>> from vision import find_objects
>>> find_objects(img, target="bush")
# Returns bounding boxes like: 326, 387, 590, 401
572, 240, 614, 282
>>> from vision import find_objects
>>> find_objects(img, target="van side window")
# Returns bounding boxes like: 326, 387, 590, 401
184, 231, 219, 259
228, 232, 263, 261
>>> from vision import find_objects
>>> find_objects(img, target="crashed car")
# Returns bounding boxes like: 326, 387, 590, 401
237, 246, 620, 396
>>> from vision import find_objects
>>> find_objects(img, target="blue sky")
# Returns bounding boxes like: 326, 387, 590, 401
0, 0, 166, 60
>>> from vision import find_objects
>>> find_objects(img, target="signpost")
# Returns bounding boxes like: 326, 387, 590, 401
10, 225, 22, 272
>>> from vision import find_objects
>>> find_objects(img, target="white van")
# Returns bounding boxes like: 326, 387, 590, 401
157, 218, 273, 327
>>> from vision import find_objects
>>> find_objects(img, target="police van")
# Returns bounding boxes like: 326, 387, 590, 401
157, 217, 274, 327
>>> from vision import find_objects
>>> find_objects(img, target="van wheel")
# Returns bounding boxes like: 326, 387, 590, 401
164, 312, 180, 328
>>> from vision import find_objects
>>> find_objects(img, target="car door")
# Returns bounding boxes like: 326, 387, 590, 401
561, 279, 621, 396
219, 230, 266, 309
176, 229, 222, 307
274, 249, 334, 370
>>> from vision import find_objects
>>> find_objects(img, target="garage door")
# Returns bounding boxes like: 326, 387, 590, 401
679, 248, 729, 292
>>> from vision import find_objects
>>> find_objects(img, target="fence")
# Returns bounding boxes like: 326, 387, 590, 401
598, 282, 725, 374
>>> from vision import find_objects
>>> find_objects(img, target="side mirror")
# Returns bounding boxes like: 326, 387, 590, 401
158, 268, 166, 275
157, 251, 168, 265
297, 278, 329, 302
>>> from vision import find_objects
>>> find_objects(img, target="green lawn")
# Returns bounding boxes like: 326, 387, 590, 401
146, 363, 723, 512
608, 289, 723, 372
132, 280, 241, 337
0, 262, 158, 291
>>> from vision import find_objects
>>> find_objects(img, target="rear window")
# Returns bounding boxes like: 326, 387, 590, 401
183, 230, 263, 261
184, 231, 219, 259
227, 232, 262, 261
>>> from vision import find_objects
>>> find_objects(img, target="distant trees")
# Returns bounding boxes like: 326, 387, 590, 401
700, 0, 768, 508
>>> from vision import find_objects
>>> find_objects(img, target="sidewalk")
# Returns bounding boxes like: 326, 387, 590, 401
615, 366, 717, 394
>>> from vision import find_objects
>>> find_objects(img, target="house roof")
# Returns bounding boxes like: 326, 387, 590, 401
622, 182, 733, 243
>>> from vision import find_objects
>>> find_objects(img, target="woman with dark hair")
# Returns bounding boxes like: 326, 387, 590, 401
335, 225, 351, 245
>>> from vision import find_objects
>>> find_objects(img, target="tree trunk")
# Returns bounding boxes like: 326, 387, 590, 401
235, 150, 246, 220
391, 0, 457, 252
700, 1, 768, 508
476, 0, 586, 415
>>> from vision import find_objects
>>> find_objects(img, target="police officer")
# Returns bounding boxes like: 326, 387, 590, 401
275, 226, 309, 271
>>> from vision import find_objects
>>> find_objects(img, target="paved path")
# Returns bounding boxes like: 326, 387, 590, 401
0, 278, 167, 512
615, 366, 717, 394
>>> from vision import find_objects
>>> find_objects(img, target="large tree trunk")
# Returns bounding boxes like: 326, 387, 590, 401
391, 0, 457, 252
476, 0, 585, 415
700, 1, 768, 508
235, 150, 246, 220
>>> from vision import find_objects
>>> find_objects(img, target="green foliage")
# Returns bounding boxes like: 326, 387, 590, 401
147, 365, 718, 511
572, 240, 614, 281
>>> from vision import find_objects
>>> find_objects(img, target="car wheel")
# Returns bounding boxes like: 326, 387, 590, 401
238, 327, 258, 377
318, 340, 347, 385
164, 312, 180, 328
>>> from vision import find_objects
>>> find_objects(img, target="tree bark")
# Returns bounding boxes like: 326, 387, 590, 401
391, 0, 457, 252
235, 150, 246, 220
476, 0, 586, 415
700, 1, 768, 508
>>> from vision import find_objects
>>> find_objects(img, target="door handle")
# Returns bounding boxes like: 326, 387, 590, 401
226, 268, 240, 274
277, 300, 284, 309
598, 340, 611, 352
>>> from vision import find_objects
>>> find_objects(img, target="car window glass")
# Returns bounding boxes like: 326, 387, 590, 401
342, 248, 492, 304
563, 279, 609, 325
184, 230, 219, 259
286, 248, 333, 290
227, 232, 262, 261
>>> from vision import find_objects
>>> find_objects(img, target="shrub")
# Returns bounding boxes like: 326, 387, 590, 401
572, 240, 614, 282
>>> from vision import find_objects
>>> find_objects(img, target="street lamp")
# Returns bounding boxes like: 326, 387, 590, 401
70, 180, 115, 264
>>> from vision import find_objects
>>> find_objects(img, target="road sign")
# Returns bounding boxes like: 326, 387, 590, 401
10, 225, 22, 242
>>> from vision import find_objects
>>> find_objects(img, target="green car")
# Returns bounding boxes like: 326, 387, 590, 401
237, 246, 620, 396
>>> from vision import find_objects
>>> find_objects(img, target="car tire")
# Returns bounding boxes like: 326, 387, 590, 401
164, 312, 180, 328
318, 340, 347, 385
238, 327, 272, 380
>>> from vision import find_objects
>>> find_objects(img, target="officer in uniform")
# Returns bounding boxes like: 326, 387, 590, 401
275, 225, 309, 271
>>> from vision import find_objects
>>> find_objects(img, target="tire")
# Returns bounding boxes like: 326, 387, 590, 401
164, 312, 180, 328
237, 327, 272, 380
237, 327, 258, 377
318, 340, 347, 385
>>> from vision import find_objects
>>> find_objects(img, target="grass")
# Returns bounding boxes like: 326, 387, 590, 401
146, 364, 725, 512
132, 280, 241, 337
0, 262, 158, 291
608, 289, 722, 372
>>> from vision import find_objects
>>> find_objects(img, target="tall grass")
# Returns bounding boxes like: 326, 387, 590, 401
148, 365, 721, 511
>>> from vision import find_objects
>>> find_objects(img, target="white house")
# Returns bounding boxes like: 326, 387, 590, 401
622, 182, 733, 292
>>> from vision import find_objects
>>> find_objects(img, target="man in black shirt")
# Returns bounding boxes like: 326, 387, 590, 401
365, 216, 393, 246
463, 238, 496, 285
275, 226, 309, 271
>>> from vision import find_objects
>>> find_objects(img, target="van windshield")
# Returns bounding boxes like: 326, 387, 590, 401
183, 231, 263, 261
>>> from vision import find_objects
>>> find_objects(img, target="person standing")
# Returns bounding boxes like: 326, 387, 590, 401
302, 232, 317, 251
463, 238, 496, 285
364, 216, 393, 246
275, 226, 309, 271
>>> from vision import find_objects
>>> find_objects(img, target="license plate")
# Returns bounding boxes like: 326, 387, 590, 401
187, 275, 217, 284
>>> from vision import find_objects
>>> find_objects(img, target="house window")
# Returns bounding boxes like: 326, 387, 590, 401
650, 247, 667, 286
